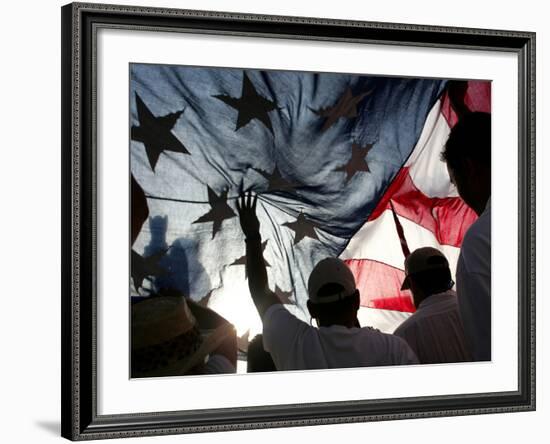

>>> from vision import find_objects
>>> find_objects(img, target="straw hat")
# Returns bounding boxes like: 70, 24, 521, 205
131, 296, 233, 378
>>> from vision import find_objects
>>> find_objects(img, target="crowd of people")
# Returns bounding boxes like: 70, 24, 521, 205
130, 111, 491, 377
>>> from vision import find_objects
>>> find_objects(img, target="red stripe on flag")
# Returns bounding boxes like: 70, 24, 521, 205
441, 80, 491, 127
345, 258, 416, 313
368, 167, 477, 248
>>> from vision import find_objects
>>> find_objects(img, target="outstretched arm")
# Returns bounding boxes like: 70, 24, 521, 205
236, 192, 280, 318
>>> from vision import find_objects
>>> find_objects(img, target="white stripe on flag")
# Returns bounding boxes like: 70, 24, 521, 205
406, 100, 458, 198
341, 209, 460, 275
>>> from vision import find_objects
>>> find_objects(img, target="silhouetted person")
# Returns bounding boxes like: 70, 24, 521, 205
236, 192, 418, 370
131, 296, 237, 377
130, 174, 238, 376
441, 112, 491, 361
247, 334, 276, 373
393, 247, 471, 364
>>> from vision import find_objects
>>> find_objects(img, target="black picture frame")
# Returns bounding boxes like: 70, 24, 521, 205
61, 2, 536, 440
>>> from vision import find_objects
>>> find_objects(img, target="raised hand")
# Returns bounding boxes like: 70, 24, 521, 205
236, 191, 260, 239
236, 191, 279, 317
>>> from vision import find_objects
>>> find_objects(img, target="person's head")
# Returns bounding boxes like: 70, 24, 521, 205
131, 296, 233, 377
306, 258, 360, 328
247, 334, 276, 373
401, 247, 454, 307
441, 112, 491, 215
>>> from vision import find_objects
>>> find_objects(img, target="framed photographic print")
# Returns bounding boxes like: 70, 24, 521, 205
61, 2, 535, 440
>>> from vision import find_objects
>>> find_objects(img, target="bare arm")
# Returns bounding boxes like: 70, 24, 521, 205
236, 192, 280, 318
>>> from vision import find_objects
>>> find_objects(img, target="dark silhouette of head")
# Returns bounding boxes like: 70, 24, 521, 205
406, 269, 454, 308
306, 258, 360, 328
401, 247, 454, 308
247, 334, 276, 372
441, 112, 491, 216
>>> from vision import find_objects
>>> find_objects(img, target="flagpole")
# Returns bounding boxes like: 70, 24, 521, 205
389, 200, 411, 259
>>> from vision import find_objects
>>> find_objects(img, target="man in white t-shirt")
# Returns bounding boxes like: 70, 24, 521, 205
441, 112, 491, 361
236, 193, 418, 371
394, 247, 471, 364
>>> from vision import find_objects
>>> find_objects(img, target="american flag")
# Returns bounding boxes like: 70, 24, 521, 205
343, 80, 490, 331
129, 64, 490, 345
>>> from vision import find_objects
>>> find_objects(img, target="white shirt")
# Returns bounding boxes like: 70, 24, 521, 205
456, 198, 491, 361
262, 304, 418, 371
393, 290, 471, 364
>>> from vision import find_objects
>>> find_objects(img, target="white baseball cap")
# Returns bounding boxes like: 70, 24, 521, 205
307, 257, 357, 304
